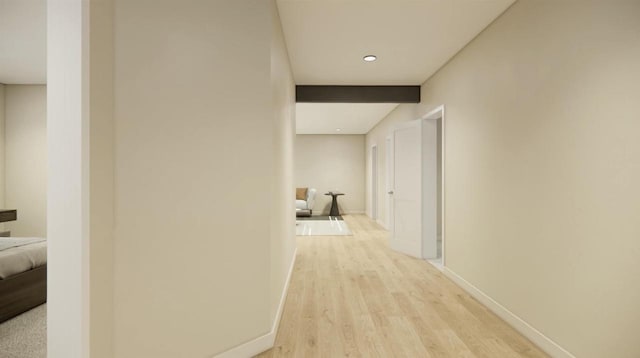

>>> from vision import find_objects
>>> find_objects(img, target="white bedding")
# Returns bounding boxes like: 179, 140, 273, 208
0, 238, 47, 279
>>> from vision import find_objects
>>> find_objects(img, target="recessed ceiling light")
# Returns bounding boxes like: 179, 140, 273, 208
336, 128, 342, 132
363, 55, 377, 62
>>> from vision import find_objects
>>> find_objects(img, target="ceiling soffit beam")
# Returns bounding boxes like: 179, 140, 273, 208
296, 85, 420, 103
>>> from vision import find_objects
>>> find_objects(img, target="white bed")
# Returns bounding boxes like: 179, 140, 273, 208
0, 238, 47, 280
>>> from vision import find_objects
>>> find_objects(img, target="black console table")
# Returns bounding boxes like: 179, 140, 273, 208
324, 192, 344, 216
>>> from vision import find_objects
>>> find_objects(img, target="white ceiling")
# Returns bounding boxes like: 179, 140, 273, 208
281, 0, 514, 134
296, 103, 398, 134
277, 0, 515, 85
0, 0, 47, 84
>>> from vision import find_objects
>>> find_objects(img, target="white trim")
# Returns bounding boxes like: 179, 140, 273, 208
213, 248, 298, 358
421, 105, 445, 121
441, 107, 446, 267
426, 259, 444, 272
48, 1, 92, 356
385, 135, 394, 232
443, 268, 576, 358
419, 105, 446, 267
376, 218, 386, 229
370, 144, 379, 221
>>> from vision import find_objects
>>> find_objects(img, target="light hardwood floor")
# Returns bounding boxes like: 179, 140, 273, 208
257, 215, 548, 358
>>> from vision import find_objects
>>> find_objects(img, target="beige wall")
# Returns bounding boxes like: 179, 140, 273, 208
366, 1, 640, 357
270, 2, 297, 322
89, 0, 115, 356
113, 1, 295, 356
295, 134, 365, 215
4, 85, 47, 237
0, 84, 5, 216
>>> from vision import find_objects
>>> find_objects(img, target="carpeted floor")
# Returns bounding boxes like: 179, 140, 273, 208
0, 304, 46, 358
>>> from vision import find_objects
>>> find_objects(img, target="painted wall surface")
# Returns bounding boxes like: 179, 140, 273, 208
366, 1, 640, 357
113, 0, 294, 356
4, 85, 47, 237
89, 0, 115, 356
0, 84, 5, 217
270, 1, 297, 323
295, 134, 366, 215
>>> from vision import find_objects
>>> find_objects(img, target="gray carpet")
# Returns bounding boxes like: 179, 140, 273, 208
0, 304, 46, 358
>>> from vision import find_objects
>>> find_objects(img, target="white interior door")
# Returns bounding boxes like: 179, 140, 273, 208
390, 120, 422, 258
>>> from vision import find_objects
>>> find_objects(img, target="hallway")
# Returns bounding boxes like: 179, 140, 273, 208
258, 215, 547, 357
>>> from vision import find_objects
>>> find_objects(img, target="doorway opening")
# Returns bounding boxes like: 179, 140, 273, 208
0, 1, 49, 354
387, 105, 445, 269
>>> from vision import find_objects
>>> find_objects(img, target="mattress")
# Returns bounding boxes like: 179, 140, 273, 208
0, 238, 47, 279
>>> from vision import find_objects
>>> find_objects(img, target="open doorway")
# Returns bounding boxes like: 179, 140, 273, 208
0, 1, 48, 357
386, 105, 445, 269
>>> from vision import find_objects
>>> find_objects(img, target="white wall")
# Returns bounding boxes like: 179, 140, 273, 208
112, 1, 295, 356
366, 1, 640, 357
295, 134, 365, 215
4, 85, 47, 237
48, 0, 91, 355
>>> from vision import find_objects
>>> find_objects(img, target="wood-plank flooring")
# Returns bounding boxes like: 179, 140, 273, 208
257, 215, 547, 357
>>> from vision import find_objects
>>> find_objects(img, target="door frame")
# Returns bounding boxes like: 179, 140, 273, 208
385, 135, 393, 232
370, 144, 378, 221
420, 105, 446, 268
386, 105, 446, 266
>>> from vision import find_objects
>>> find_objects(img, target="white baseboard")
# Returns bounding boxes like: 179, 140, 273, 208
443, 268, 575, 358
213, 248, 298, 358
375, 218, 387, 229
